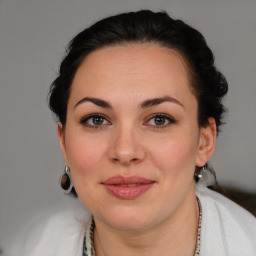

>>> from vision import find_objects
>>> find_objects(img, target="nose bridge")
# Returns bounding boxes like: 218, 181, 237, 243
109, 120, 145, 165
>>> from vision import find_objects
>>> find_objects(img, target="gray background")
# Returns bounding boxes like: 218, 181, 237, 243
1, 0, 255, 255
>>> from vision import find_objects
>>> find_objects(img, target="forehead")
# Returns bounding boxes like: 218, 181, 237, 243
76, 43, 190, 80
69, 44, 196, 108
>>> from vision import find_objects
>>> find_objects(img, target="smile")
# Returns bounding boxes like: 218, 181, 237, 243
102, 175, 155, 200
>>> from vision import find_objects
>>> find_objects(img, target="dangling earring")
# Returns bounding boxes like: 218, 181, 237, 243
194, 166, 203, 182
59, 166, 73, 194
195, 164, 218, 186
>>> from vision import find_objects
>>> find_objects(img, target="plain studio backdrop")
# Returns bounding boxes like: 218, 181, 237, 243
0, 0, 255, 255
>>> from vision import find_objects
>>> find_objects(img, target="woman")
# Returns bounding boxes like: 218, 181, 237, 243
24, 10, 256, 256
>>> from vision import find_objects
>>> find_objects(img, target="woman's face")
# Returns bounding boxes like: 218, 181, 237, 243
58, 44, 216, 231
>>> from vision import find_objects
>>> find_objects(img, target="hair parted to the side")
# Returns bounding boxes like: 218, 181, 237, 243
49, 10, 228, 133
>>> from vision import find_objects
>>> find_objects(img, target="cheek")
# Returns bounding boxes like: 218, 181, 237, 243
64, 134, 110, 208
148, 133, 199, 177
65, 133, 108, 176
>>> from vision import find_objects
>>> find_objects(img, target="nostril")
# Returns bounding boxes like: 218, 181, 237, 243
108, 135, 146, 165
112, 157, 141, 165
112, 158, 119, 162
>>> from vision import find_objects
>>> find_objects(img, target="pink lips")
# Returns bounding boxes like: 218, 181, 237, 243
102, 176, 154, 200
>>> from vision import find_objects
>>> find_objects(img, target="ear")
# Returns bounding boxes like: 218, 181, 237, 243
196, 118, 216, 167
58, 122, 68, 164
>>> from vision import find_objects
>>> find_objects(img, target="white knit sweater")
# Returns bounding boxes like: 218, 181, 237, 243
22, 184, 256, 256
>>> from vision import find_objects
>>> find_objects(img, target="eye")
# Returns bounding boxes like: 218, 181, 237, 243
146, 114, 175, 127
80, 114, 110, 128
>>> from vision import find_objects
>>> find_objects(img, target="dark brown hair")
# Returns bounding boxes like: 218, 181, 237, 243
48, 10, 228, 134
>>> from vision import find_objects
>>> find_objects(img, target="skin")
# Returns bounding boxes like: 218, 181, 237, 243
58, 44, 216, 256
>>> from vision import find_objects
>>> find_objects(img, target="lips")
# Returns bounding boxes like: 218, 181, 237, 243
102, 176, 155, 200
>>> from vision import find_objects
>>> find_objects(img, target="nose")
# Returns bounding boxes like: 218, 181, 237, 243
108, 123, 146, 166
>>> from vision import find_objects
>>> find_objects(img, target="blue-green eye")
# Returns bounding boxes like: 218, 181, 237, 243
147, 114, 175, 127
81, 114, 109, 127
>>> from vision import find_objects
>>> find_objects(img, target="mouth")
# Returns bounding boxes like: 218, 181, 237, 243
102, 176, 155, 200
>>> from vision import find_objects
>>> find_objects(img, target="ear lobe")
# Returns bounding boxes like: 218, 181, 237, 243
196, 118, 217, 167
58, 122, 68, 163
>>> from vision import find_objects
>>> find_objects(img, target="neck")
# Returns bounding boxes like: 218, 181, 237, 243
94, 187, 199, 256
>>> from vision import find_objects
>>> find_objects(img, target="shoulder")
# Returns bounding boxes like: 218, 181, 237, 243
196, 183, 256, 255
22, 207, 91, 256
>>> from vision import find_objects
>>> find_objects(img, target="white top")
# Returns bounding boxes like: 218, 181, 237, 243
22, 184, 256, 256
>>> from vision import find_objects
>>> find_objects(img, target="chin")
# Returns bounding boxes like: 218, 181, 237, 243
98, 206, 157, 232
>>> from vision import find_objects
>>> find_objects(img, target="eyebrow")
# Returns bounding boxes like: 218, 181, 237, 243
74, 97, 112, 109
74, 96, 184, 109
140, 96, 184, 108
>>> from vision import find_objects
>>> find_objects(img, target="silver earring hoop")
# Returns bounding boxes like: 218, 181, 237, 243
59, 166, 73, 194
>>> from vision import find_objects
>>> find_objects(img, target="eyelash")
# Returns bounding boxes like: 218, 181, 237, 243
80, 113, 175, 129
145, 113, 175, 128
80, 113, 111, 129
